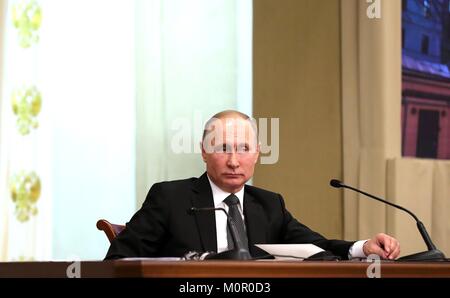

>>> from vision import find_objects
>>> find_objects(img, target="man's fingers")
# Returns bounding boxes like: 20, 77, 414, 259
388, 245, 401, 260
387, 240, 400, 259
366, 234, 401, 259
377, 233, 392, 254
368, 242, 387, 259
389, 239, 398, 254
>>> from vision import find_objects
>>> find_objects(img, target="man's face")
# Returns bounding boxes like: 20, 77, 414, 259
201, 117, 259, 193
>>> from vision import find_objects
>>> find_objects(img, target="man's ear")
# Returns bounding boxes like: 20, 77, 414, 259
254, 143, 260, 164
200, 142, 207, 162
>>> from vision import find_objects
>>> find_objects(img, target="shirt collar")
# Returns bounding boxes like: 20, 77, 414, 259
207, 174, 245, 208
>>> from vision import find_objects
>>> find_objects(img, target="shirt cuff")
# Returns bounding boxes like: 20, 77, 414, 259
348, 240, 369, 259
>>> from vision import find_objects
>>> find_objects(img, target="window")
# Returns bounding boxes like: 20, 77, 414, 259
424, 0, 431, 18
402, 28, 405, 49
421, 35, 429, 54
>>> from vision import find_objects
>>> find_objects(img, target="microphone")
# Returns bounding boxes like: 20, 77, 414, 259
189, 207, 252, 260
330, 179, 446, 261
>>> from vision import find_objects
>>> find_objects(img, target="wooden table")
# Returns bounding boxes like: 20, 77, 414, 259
1, 260, 450, 278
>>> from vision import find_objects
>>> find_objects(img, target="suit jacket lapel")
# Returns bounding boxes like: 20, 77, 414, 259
190, 173, 217, 252
243, 187, 268, 251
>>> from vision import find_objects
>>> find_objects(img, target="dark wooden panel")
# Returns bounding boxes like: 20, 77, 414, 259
1, 260, 450, 278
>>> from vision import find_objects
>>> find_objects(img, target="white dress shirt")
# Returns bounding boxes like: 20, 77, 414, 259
207, 175, 245, 253
206, 175, 367, 258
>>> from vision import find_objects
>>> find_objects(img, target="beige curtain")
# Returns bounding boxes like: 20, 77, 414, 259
387, 158, 450, 255
341, 0, 450, 257
341, 0, 401, 240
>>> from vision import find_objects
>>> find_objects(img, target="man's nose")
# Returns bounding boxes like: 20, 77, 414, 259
227, 152, 239, 169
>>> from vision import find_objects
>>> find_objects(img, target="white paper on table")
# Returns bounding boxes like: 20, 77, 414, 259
255, 244, 324, 260
119, 257, 182, 261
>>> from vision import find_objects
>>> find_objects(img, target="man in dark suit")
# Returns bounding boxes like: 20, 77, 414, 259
105, 110, 400, 260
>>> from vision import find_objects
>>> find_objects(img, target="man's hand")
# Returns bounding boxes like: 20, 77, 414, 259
363, 233, 400, 260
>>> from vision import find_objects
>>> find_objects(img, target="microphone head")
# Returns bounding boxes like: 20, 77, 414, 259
329, 179, 343, 188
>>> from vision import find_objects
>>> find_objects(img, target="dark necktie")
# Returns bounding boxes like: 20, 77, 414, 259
223, 194, 249, 251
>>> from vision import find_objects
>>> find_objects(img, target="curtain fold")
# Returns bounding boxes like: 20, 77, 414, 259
2, 0, 137, 261
387, 158, 450, 256
0, 0, 53, 261
433, 162, 450, 255
0, 0, 8, 261
386, 158, 435, 255
341, 0, 402, 240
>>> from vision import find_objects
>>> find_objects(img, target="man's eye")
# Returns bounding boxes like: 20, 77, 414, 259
237, 145, 250, 153
215, 145, 229, 153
